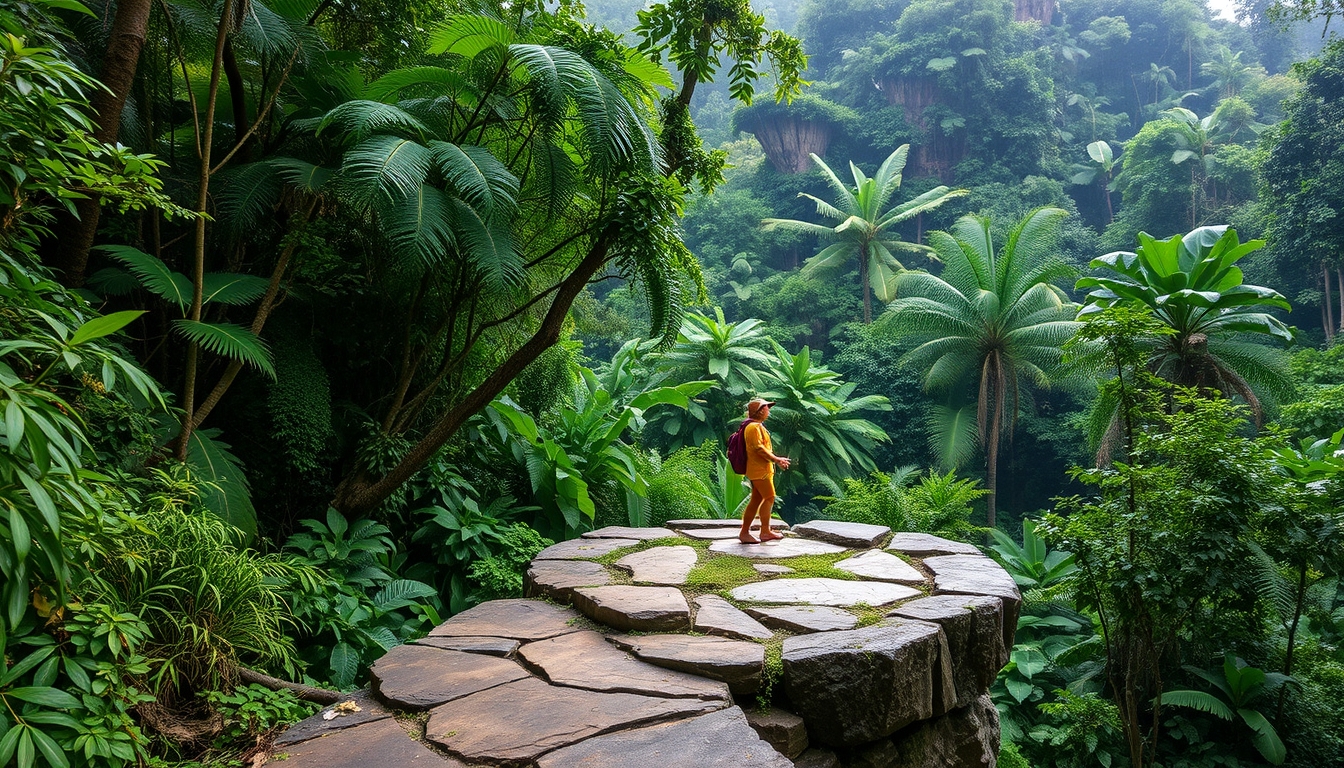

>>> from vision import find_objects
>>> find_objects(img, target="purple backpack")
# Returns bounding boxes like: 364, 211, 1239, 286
726, 419, 752, 475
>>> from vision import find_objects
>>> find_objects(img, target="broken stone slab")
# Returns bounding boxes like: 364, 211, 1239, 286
274, 691, 391, 747
693, 595, 773, 641
753, 563, 795, 575
730, 577, 921, 608
665, 519, 789, 530
889, 694, 1000, 768
571, 585, 691, 631
834, 551, 927, 584
614, 545, 698, 585
582, 526, 678, 540
744, 706, 809, 759
427, 598, 581, 641
792, 520, 891, 548
922, 554, 1022, 652
745, 605, 857, 633
792, 748, 841, 768
607, 633, 764, 694
414, 636, 520, 657
708, 538, 847, 558
523, 559, 612, 602
424, 677, 723, 765
888, 595, 1006, 707
886, 533, 981, 557
534, 537, 639, 561
370, 644, 530, 711
535, 706, 794, 768
272, 716, 464, 767
782, 619, 955, 747
519, 630, 730, 700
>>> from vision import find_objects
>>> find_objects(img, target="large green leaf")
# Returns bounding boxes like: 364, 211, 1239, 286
68, 311, 145, 346
1238, 708, 1286, 765
97, 245, 192, 311
1160, 689, 1234, 720
185, 428, 258, 538
429, 14, 516, 57
201, 273, 270, 306
171, 320, 276, 378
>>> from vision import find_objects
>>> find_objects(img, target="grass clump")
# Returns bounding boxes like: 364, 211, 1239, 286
685, 554, 758, 589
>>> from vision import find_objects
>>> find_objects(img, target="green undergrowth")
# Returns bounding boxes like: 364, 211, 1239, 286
756, 636, 786, 711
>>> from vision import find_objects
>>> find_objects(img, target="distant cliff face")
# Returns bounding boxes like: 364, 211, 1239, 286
744, 115, 835, 174
1013, 0, 1054, 24
879, 77, 963, 182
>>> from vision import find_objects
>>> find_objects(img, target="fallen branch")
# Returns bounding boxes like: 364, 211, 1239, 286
238, 667, 342, 705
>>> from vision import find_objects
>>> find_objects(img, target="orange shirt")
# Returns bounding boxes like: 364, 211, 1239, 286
744, 421, 774, 480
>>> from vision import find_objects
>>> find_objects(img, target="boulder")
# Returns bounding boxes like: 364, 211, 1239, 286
793, 748, 841, 768
427, 598, 581, 641
274, 690, 392, 747
424, 677, 723, 765
889, 694, 1000, 768
534, 537, 639, 561
524, 559, 612, 601
922, 555, 1021, 651
709, 538, 847, 558
793, 520, 891, 548
781, 620, 954, 746
731, 578, 921, 608
843, 739, 902, 768
414, 636, 520, 657
833, 551, 926, 584
746, 605, 857, 633
518, 630, 730, 700
886, 533, 981, 557
273, 717, 462, 767
744, 706, 809, 758
608, 633, 764, 694
615, 545, 698, 585
571, 585, 691, 631
888, 595, 1006, 706
693, 595, 774, 641
535, 706, 794, 768
370, 644, 530, 711
582, 526, 678, 540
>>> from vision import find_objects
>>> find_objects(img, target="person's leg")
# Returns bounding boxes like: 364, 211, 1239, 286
740, 481, 764, 543
756, 478, 782, 541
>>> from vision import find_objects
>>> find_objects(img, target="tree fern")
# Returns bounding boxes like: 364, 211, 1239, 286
340, 135, 434, 206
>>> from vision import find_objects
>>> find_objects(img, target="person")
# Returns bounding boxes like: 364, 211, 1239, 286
740, 398, 790, 544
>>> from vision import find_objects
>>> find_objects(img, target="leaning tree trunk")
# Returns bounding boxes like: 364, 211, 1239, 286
51, 0, 154, 285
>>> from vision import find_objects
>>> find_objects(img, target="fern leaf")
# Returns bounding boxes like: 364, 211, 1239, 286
96, 245, 192, 311
427, 142, 518, 219
341, 135, 434, 207
318, 100, 430, 142
365, 66, 479, 103
201, 273, 270, 306
428, 14, 516, 58
172, 320, 276, 379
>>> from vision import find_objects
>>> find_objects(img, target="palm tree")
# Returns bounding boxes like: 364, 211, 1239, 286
762, 146, 966, 323
1201, 46, 1265, 99
879, 208, 1081, 527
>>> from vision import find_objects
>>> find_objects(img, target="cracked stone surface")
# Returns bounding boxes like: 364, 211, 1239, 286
276, 526, 1017, 768
665, 519, 789, 530
518, 630, 730, 700
708, 537, 847, 558
615, 545, 698, 585
793, 520, 891, 548
833, 550, 926, 584
730, 577, 922, 607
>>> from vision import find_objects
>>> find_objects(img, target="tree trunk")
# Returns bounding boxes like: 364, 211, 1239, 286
860, 246, 872, 324
50, 0, 154, 285
1323, 263, 1335, 343
222, 39, 249, 152
329, 226, 619, 516
1336, 267, 1343, 335
986, 387, 1000, 529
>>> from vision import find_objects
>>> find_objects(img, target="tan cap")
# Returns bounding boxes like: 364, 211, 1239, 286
747, 398, 776, 416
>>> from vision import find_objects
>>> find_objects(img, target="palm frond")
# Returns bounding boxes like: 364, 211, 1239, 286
318, 101, 430, 143
172, 320, 276, 378
429, 14, 516, 58
213, 161, 283, 240
926, 402, 979, 470
365, 66, 479, 103
340, 135, 434, 207
448, 195, 522, 290
201, 273, 270, 306
97, 245, 192, 311
428, 142, 519, 219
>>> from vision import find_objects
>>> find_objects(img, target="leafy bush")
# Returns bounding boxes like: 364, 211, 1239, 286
204, 684, 320, 749
819, 467, 986, 540
466, 524, 553, 601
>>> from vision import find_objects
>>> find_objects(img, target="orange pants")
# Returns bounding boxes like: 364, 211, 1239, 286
741, 477, 777, 532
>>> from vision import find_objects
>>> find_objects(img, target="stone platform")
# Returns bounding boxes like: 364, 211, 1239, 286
271, 522, 1018, 768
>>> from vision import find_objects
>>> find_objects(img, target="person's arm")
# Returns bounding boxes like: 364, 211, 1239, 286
748, 423, 791, 469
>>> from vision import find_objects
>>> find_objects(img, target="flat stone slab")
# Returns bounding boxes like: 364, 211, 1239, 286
834, 550, 926, 584
782, 619, 954, 747
415, 636, 519, 657
536, 706, 793, 768
608, 633, 764, 694
582, 526, 678, 540
274, 717, 462, 767
793, 520, 891, 548
524, 559, 612, 601
425, 677, 723, 765
922, 554, 1022, 651
887, 532, 981, 556
615, 545, 698, 585
708, 538, 846, 558
427, 598, 581, 641
754, 564, 795, 575
744, 706, 809, 759
680, 527, 793, 540
745, 605, 857, 633
534, 537, 639, 560
519, 630, 730, 700
370, 644, 530, 710
889, 595, 1006, 708
693, 595, 773, 641
571, 585, 691, 631
275, 691, 391, 747
731, 577, 921, 607
665, 519, 788, 530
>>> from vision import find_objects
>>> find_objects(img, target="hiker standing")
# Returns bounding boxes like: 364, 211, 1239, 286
739, 398, 790, 544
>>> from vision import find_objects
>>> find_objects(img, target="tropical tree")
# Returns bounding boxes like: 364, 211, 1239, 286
1076, 225, 1295, 438
762, 145, 966, 323
879, 208, 1081, 527
756, 342, 891, 495
1201, 45, 1265, 98
1070, 140, 1120, 224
